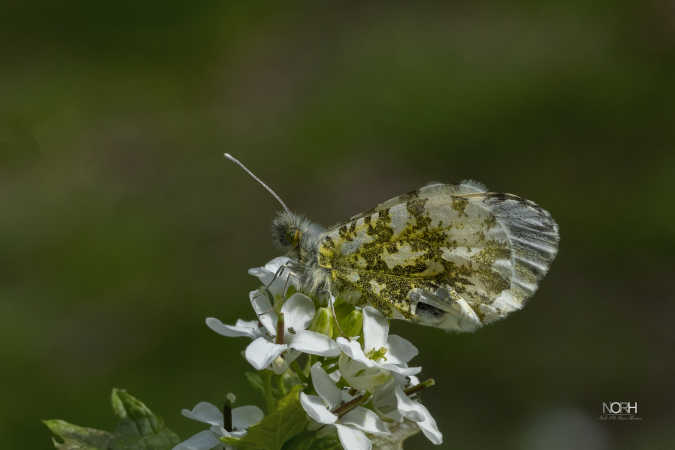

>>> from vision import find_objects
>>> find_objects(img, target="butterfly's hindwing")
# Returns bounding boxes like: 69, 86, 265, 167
317, 182, 559, 332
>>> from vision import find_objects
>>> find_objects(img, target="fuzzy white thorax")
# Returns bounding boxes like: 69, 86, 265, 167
271, 211, 332, 296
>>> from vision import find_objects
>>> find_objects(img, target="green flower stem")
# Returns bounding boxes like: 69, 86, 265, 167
290, 361, 308, 383
404, 378, 436, 396
223, 393, 235, 432
263, 371, 276, 414
332, 393, 371, 418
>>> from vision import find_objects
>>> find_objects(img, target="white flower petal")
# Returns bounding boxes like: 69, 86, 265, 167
341, 389, 357, 403
335, 424, 372, 450
337, 337, 419, 390
283, 349, 301, 366
248, 256, 292, 297
328, 369, 341, 383
181, 402, 223, 427
339, 354, 392, 393
340, 406, 388, 435
370, 377, 407, 423
244, 337, 287, 370
209, 425, 227, 438
248, 265, 274, 287
416, 404, 443, 445
227, 429, 246, 438
205, 318, 261, 339
362, 306, 388, 353
380, 363, 422, 377
371, 378, 397, 413
281, 293, 315, 332
249, 289, 277, 336
249, 256, 289, 282
173, 430, 223, 450
300, 392, 338, 425
232, 405, 264, 430
336, 337, 375, 368
209, 424, 245, 440
390, 372, 411, 389
384, 409, 403, 423
386, 335, 418, 364
393, 386, 424, 422
310, 363, 342, 410
290, 330, 340, 357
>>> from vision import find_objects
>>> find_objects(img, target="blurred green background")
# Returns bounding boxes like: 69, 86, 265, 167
2, 1, 674, 449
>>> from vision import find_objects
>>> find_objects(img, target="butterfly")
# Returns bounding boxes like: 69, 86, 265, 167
226, 154, 559, 332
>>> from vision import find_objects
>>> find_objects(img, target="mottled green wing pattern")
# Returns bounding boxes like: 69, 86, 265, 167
317, 182, 559, 332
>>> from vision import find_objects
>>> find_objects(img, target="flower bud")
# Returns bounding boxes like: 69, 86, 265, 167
309, 307, 333, 336
338, 309, 363, 338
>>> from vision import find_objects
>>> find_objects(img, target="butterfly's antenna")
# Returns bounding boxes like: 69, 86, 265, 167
224, 153, 291, 214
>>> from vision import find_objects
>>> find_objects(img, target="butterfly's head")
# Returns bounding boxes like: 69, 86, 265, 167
272, 211, 302, 250
272, 211, 324, 261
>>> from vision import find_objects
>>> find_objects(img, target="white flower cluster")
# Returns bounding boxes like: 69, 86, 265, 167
174, 257, 442, 450
175, 398, 263, 450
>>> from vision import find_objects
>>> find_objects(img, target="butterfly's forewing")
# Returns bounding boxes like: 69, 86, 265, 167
317, 182, 559, 332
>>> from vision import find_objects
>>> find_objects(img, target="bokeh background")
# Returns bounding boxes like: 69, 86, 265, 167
2, 2, 674, 449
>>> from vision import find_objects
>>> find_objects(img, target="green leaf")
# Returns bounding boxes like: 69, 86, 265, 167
43, 420, 112, 450
308, 435, 342, 450
44, 389, 180, 450
223, 385, 308, 450
281, 431, 341, 450
109, 389, 181, 449
245, 371, 266, 402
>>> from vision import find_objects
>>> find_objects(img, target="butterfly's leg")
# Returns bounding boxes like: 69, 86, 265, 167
281, 274, 291, 297
265, 264, 288, 290
258, 266, 293, 319
259, 263, 302, 317
316, 286, 344, 336
281, 266, 300, 297
276, 264, 303, 297
265, 262, 301, 297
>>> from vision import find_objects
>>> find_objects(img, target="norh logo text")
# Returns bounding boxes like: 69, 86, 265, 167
600, 401, 641, 421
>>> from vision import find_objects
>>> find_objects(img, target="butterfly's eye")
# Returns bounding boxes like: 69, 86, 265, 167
272, 219, 302, 250
283, 227, 301, 248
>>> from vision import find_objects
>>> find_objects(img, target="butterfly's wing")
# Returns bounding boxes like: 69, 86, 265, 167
317, 182, 559, 332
